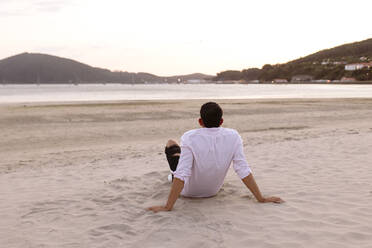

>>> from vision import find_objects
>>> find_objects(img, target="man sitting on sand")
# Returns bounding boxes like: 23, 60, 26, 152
148, 102, 282, 213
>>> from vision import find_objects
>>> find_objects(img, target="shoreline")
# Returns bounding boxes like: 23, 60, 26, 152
1, 97, 372, 107
2, 80, 372, 85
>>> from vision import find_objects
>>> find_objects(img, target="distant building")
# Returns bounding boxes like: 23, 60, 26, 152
291, 75, 313, 82
185, 79, 207, 84
360, 56, 368, 61
313, 79, 331, 83
215, 80, 240, 84
340, 77, 357, 82
332, 61, 346, 65
321, 60, 346, 66
247, 80, 260, 84
345, 62, 372, 71
272, 79, 288, 83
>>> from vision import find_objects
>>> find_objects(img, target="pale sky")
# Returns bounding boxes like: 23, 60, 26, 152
1, 0, 371, 76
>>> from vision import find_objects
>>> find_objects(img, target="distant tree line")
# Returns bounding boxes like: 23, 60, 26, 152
215, 38, 372, 82
214, 63, 371, 82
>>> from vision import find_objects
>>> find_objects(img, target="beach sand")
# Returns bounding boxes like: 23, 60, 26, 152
1, 98, 372, 248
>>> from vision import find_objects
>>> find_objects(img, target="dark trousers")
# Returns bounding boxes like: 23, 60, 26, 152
164, 145, 181, 172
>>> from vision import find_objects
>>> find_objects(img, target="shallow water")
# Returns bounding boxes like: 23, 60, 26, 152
1, 83, 372, 103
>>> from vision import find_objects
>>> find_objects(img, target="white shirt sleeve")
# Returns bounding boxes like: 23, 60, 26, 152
173, 136, 194, 182
232, 134, 252, 179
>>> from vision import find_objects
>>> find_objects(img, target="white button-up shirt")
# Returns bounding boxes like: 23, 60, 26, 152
174, 127, 252, 197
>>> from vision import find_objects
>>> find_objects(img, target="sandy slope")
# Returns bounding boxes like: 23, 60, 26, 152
1, 99, 372, 248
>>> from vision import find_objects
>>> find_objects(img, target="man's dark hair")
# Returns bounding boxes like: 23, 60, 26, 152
200, 102, 223, 128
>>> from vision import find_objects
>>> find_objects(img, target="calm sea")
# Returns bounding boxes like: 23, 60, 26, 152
1, 84, 372, 103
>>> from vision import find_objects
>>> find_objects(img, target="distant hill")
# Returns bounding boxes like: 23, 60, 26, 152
0, 53, 213, 84
215, 38, 372, 82
290, 38, 372, 64
165, 73, 213, 82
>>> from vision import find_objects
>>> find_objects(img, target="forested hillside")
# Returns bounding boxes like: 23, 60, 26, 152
215, 38, 372, 82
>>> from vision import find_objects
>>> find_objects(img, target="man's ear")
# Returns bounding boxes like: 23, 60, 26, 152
199, 118, 205, 127
220, 118, 224, 126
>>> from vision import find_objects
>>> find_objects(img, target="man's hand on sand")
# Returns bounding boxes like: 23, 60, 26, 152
261, 196, 284, 204
148, 196, 283, 213
147, 206, 171, 213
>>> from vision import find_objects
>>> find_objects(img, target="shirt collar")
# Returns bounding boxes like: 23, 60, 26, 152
203, 127, 221, 132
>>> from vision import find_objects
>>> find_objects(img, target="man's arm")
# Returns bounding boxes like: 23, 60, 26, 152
148, 178, 184, 213
242, 174, 283, 203
148, 139, 193, 213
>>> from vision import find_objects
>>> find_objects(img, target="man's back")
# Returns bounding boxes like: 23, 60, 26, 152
174, 127, 252, 197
